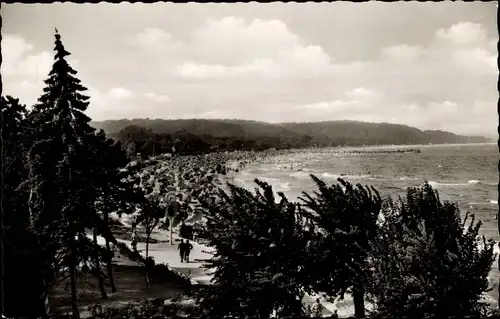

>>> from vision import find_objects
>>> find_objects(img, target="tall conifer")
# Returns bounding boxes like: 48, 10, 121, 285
27, 29, 99, 319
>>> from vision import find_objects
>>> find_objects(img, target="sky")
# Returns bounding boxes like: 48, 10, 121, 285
1, 2, 498, 136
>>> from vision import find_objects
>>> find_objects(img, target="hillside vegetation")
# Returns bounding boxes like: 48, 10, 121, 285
91, 119, 491, 157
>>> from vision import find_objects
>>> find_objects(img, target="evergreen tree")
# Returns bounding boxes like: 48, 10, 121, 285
367, 183, 495, 318
199, 180, 310, 318
2, 96, 48, 317
300, 176, 382, 318
27, 29, 101, 319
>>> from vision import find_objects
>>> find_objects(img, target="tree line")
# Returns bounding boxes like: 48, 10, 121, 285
110, 125, 310, 158
91, 119, 491, 156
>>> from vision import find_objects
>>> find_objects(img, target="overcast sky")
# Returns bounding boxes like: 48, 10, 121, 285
2, 2, 498, 135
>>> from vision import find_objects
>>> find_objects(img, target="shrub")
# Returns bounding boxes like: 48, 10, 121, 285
87, 297, 199, 319
199, 179, 310, 319
367, 183, 495, 318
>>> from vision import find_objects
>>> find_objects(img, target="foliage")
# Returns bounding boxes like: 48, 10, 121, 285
88, 299, 165, 319
24, 30, 124, 317
91, 119, 490, 157
200, 179, 311, 319
2, 95, 48, 317
366, 183, 496, 318
300, 176, 382, 317
87, 296, 200, 319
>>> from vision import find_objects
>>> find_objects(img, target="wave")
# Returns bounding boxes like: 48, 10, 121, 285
468, 180, 497, 186
428, 180, 496, 188
321, 172, 373, 180
428, 181, 469, 187
398, 176, 420, 181
279, 182, 291, 190
290, 171, 310, 179
469, 200, 499, 205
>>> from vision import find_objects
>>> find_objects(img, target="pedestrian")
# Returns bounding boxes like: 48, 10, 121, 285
184, 240, 193, 263
311, 298, 324, 318
131, 228, 138, 253
178, 239, 186, 263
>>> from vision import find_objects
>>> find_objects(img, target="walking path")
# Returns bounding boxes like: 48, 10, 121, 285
91, 229, 358, 317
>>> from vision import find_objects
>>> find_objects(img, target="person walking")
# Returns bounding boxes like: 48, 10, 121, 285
131, 227, 138, 253
178, 239, 186, 263
311, 298, 325, 318
184, 240, 193, 263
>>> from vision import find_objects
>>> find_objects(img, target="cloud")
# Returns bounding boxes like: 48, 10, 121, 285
87, 87, 174, 120
345, 87, 380, 100
436, 22, 488, 44
394, 99, 497, 135
88, 87, 132, 105
452, 47, 497, 75
175, 59, 279, 79
381, 44, 425, 61
191, 17, 300, 64
145, 92, 170, 103
128, 18, 495, 134
174, 17, 358, 80
2, 35, 52, 80
303, 88, 380, 114
2, 34, 83, 107
128, 28, 181, 53
2, 34, 33, 62
1, 35, 53, 106
107, 87, 133, 99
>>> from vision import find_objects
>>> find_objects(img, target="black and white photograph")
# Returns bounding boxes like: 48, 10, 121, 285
1, 2, 498, 319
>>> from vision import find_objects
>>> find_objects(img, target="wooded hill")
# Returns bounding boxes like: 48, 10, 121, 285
91, 119, 491, 156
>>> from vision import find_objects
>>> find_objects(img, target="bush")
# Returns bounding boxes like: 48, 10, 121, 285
367, 183, 495, 318
87, 297, 199, 319
150, 263, 192, 287
199, 179, 310, 319
88, 299, 164, 319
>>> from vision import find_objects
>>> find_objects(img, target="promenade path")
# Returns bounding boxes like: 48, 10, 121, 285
92, 228, 359, 318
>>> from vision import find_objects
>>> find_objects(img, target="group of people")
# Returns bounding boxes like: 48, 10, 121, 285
178, 239, 193, 263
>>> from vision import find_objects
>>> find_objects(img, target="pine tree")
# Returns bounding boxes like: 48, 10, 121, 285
367, 183, 495, 318
300, 176, 382, 318
27, 29, 101, 319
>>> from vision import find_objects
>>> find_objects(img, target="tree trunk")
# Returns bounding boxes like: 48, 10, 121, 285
169, 217, 173, 245
37, 276, 51, 319
29, 188, 50, 318
353, 282, 365, 318
92, 229, 108, 299
103, 211, 117, 293
145, 233, 150, 288
69, 247, 80, 319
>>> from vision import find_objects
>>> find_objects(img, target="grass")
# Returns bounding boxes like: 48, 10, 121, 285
49, 257, 185, 317
48, 236, 191, 318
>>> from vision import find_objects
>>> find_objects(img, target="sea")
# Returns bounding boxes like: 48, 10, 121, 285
229, 142, 500, 305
